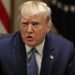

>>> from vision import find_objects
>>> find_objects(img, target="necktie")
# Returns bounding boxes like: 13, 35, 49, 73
27, 48, 38, 75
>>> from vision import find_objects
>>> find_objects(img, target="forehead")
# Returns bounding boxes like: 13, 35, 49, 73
20, 13, 46, 21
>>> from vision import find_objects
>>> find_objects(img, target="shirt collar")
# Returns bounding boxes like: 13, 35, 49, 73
25, 39, 45, 55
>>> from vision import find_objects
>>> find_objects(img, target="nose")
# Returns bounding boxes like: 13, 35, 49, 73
27, 24, 33, 33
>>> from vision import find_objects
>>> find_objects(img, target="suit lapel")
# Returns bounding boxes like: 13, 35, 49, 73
13, 32, 27, 75
40, 33, 55, 75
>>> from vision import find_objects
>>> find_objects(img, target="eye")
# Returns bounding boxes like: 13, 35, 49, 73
32, 22, 39, 26
21, 22, 29, 26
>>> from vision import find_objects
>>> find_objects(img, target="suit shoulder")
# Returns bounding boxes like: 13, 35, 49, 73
47, 32, 74, 46
0, 31, 19, 45
47, 33, 74, 57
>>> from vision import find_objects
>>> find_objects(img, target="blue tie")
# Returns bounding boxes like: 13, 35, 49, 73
27, 48, 38, 75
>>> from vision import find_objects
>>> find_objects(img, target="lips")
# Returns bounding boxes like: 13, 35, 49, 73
27, 36, 33, 38
26, 36, 33, 41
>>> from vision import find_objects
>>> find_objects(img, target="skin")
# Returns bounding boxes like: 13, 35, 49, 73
19, 13, 51, 47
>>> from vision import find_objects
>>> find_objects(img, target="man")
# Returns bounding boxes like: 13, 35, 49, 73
0, 1, 74, 75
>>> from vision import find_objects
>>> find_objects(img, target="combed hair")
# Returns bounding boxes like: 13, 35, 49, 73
19, 1, 51, 21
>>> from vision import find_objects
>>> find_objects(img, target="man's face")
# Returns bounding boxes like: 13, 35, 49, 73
19, 13, 51, 47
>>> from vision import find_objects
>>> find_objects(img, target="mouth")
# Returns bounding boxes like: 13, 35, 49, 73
26, 36, 33, 41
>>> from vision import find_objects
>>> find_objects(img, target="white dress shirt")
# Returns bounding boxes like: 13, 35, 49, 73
25, 39, 45, 75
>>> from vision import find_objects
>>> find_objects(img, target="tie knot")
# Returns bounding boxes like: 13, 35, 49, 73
31, 48, 36, 54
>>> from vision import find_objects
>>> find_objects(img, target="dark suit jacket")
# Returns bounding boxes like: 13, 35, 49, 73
0, 31, 74, 75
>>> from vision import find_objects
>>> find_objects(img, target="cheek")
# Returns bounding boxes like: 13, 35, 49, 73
20, 26, 26, 33
20, 27, 26, 37
35, 30, 46, 41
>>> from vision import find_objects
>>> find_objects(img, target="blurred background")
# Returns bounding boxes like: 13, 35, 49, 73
0, 0, 75, 44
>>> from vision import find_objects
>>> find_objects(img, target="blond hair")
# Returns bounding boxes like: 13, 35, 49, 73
19, 1, 52, 22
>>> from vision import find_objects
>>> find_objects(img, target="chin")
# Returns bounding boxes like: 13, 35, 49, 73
25, 42, 36, 47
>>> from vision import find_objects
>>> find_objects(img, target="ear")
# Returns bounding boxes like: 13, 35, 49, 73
47, 20, 52, 32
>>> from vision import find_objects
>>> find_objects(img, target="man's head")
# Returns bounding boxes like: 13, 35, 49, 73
19, 1, 52, 47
